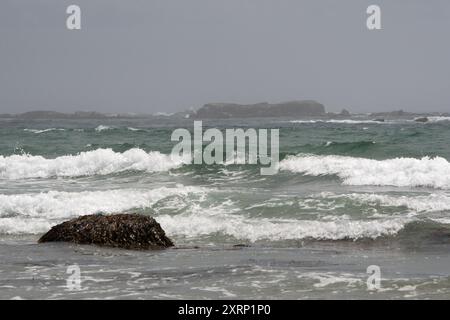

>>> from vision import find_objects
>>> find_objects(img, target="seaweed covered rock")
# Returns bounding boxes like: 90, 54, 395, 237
414, 117, 429, 123
38, 214, 174, 250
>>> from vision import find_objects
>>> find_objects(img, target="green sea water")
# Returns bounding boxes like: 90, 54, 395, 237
0, 117, 449, 299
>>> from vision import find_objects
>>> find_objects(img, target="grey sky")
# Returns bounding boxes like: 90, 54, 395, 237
0, 0, 449, 114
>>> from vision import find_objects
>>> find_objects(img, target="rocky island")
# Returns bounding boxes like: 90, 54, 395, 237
193, 100, 326, 119
38, 214, 174, 250
2, 104, 448, 121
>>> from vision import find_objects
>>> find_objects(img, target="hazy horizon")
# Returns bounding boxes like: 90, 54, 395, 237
1, 100, 450, 116
1, 0, 449, 114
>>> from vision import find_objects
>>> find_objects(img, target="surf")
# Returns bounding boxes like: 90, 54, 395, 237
279, 154, 450, 189
0, 148, 189, 179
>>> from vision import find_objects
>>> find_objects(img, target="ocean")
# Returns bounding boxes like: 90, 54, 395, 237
0, 117, 449, 299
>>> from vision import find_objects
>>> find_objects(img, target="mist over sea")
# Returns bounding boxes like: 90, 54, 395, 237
1, 117, 450, 299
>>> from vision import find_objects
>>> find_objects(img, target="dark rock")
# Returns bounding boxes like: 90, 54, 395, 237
38, 214, 174, 250
11, 110, 138, 119
14, 110, 109, 119
18, 111, 70, 119
194, 100, 326, 119
172, 245, 201, 250
414, 117, 429, 123
393, 109, 405, 116
340, 109, 351, 117
372, 118, 385, 122
233, 244, 251, 248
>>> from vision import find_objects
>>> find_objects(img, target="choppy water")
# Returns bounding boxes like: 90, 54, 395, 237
0, 117, 449, 299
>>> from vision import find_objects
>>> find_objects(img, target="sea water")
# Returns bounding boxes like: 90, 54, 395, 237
0, 117, 449, 299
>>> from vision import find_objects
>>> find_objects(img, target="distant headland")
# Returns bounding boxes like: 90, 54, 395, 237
0, 101, 448, 120
193, 100, 326, 118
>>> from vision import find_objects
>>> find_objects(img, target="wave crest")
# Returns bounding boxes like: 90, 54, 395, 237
0, 186, 205, 234
24, 128, 66, 134
280, 154, 450, 189
158, 214, 408, 242
0, 148, 189, 179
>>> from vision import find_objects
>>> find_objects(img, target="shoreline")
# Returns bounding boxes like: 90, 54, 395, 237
1, 236, 449, 299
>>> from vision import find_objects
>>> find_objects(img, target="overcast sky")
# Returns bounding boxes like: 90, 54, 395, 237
0, 0, 449, 114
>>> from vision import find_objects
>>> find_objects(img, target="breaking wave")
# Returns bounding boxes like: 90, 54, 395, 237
280, 154, 450, 189
0, 187, 410, 240
333, 192, 450, 213
0, 148, 189, 179
95, 125, 114, 132
126, 127, 146, 132
158, 214, 409, 242
1, 186, 449, 241
0, 186, 206, 234
24, 128, 66, 134
290, 119, 391, 124
424, 116, 450, 123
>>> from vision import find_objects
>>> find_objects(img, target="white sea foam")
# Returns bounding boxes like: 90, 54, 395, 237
24, 128, 66, 134
0, 184, 413, 240
0, 218, 54, 235
95, 125, 113, 132
337, 193, 450, 213
427, 116, 450, 123
0, 148, 190, 179
430, 218, 450, 224
0, 185, 206, 234
127, 127, 145, 132
158, 213, 408, 242
297, 272, 363, 288
290, 119, 391, 124
291, 117, 450, 125
280, 154, 450, 189
154, 112, 174, 117
154, 197, 409, 241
